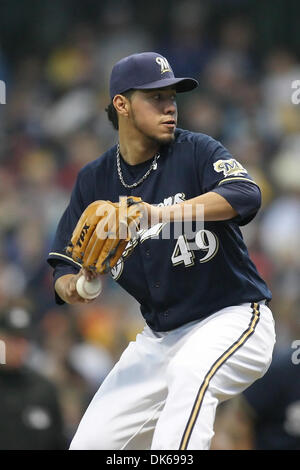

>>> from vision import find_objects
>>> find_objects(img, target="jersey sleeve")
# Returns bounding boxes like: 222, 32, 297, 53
212, 182, 261, 226
197, 136, 261, 225
198, 137, 257, 191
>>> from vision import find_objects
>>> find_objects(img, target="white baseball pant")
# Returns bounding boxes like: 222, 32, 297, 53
70, 301, 276, 450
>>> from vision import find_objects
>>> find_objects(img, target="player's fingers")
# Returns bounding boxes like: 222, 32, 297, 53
65, 274, 94, 303
66, 275, 78, 296
81, 267, 98, 281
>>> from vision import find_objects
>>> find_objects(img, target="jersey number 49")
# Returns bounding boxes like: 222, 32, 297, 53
171, 230, 219, 267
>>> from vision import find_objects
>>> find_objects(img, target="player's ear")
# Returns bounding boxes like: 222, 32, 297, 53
113, 94, 131, 118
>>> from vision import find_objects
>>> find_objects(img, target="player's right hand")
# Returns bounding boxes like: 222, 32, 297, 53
55, 269, 96, 304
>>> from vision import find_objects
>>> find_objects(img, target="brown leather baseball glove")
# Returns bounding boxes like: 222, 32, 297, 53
66, 196, 143, 274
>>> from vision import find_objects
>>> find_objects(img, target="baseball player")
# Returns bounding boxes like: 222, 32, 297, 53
47, 52, 276, 450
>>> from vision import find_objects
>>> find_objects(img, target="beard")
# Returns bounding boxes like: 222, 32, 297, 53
131, 110, 176, 146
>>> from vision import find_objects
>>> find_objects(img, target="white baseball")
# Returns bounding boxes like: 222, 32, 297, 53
76, 275, 102, 300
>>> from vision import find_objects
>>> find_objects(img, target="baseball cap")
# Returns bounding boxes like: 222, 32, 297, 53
109, 52, 199, 99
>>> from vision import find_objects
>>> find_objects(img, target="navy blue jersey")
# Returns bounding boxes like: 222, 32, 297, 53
47, 129, 271, 331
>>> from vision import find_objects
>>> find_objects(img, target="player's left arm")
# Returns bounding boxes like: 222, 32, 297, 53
145, 182, 261, 225
146, 189, 238, 223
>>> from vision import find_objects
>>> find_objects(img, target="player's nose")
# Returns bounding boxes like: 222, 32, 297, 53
164, 99, 177, 116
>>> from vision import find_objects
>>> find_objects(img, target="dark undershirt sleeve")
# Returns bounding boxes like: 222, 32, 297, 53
52, 261, 80, 305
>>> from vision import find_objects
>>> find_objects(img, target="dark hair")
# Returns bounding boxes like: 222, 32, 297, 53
105, 90, 134, 130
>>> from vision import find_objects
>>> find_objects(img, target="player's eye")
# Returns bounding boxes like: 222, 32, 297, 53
151, 92, 176, 102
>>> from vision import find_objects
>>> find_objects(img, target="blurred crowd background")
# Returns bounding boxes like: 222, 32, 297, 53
0, 0, 300, 450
